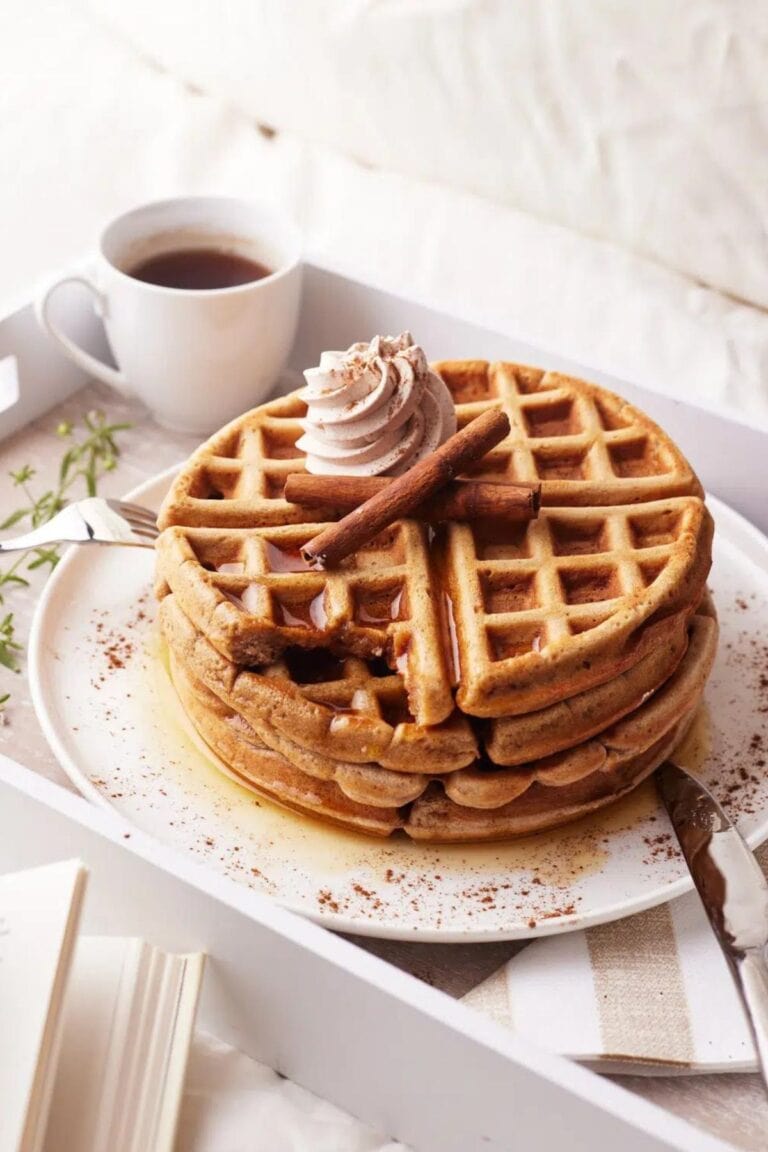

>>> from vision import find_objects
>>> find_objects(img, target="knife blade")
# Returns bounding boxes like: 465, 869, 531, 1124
657, 759, 768, 1087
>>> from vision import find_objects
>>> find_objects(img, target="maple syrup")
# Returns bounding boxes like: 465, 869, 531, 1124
265, 542, 309, 572
356, 587, 405, 625
221, 580, 264, 614
275, 591, 327, 630
442, 591, 461, 684
670, 703, 712, 778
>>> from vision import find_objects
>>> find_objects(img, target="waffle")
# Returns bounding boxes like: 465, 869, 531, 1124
156, 499, 710, 724
168, 611, 717, 841
158, 364, 702, 528
159, 593, 478, 775
438, 361, 702, 505
161, 586, 704, 783
408, 713, 694, 842
172, 655, 401, 837
155, 517, 454, 725
486, 611, 690, 765
155, 363, 711, 725
441, 611, 716, 810
448, 496, 712, 717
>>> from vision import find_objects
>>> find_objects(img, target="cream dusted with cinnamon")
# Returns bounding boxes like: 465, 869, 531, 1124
296, 333, 457, 476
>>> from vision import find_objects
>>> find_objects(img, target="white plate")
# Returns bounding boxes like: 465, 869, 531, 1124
29, 471, 768, 942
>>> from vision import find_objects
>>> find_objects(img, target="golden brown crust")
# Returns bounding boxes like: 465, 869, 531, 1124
155, 363, 711, 724
159, 594, 478, 774
155, 360, 716, 841
165, 605, 717, 834
450, 499, 713, 717
435, 361, 703, 505
486, 617, 690, 764
172, 662, 702, 843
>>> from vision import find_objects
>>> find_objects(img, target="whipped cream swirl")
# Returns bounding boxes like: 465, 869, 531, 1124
296, 333, 457, 476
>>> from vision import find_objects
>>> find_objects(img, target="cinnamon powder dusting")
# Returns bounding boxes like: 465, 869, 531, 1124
74, 576, 768, 938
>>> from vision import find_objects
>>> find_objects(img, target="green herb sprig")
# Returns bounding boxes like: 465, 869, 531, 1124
0, 411, 131, 699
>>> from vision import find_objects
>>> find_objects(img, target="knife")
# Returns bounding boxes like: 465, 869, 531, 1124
657, 760, 768, 1087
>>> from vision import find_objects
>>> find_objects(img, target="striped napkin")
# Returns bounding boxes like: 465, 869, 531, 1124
462, 844, 768, 1074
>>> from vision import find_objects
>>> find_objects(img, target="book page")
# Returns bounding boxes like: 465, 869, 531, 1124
0, 859, 87, 1152
43, 939, 204, 1152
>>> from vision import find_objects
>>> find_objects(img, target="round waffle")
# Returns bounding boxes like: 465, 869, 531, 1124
155, 362, 712, 726
168, 610, 717, 841
155, 358, 715, 841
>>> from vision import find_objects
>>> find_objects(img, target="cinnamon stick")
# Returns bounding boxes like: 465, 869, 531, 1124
285, 474, 540, 524
300, 409, 511, 569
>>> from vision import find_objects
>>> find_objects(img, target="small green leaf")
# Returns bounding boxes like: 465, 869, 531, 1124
0, 409, 129, 679
0, 572, 30, 588
59, 447, 77, 486
27, 547, 60, 571
0, 507, 30, 530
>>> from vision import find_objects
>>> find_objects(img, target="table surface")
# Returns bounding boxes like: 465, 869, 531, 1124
2, 381, 767, 1152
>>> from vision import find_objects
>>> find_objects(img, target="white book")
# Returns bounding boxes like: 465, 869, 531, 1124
0, 859, 87, 1152
0, 860, 204, 1152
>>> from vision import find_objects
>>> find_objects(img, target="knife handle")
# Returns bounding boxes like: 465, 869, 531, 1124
733, 948, 768, 1085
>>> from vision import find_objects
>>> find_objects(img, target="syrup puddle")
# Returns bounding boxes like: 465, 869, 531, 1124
141, 633, 710, 903
670, 703, 712, 779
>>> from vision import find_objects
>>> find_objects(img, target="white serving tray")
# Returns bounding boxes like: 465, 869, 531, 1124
2, 260, 759, 1151
0, 278, 115, 439
0, 754, 732, 1152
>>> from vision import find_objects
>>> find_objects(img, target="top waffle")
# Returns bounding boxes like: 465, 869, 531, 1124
156, 361, 710, 726
159, 362, 702, 529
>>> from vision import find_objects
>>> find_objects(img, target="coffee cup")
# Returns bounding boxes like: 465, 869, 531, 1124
35, 196, 303, 434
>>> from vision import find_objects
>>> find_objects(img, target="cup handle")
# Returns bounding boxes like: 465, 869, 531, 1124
35, 274, 131, 395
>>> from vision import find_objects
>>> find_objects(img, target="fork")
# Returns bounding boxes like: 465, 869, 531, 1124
0, 497, 159, 552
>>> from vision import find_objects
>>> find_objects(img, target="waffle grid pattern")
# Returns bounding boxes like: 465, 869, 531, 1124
442, 362, 700, 502
158, 594, 476, 775
158, 393, 314, 529
156, 515, 454, 724
156, 361, 711, 785
447, 497, 710, 716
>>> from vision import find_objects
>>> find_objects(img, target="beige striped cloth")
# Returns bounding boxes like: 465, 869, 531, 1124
461, 846, 768, 1074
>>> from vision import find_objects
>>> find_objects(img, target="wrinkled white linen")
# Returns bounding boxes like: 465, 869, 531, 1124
178, 1032, 409, 1152
4, 2, 768, 429
83, 0, 768, 311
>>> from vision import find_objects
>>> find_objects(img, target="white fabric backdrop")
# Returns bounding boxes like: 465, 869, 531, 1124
4, 1, 768, 426
83, 0, 768, 311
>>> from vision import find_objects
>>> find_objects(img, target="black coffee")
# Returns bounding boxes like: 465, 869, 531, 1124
128, 247, 271, 290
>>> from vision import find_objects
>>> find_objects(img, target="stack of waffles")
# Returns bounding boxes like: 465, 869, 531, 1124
155, 361, 716, 842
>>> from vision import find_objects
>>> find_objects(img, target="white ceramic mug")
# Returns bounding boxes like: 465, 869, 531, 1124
35, 196, 303, 434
